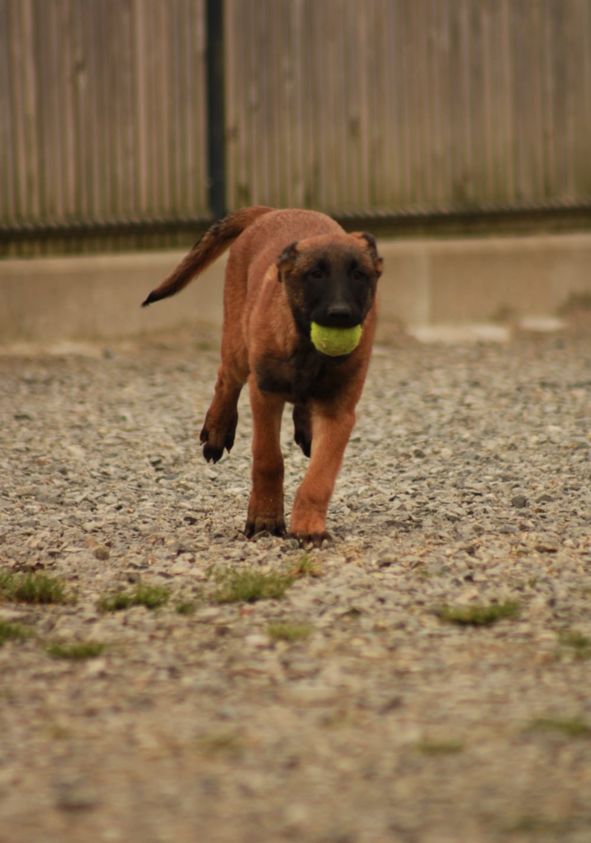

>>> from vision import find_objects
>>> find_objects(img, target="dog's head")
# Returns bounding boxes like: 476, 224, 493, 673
276, 232, 382, 335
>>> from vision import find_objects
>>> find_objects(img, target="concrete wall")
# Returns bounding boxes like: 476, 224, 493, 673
1, 232, 590, 346
0, 252, 225, 344
378, 233, 591, 327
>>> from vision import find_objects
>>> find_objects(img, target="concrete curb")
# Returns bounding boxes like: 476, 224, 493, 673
1, 232, 590, 345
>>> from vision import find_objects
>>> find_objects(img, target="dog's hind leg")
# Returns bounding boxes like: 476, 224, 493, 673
293, 403, 312, 457
245, 377, 286, 537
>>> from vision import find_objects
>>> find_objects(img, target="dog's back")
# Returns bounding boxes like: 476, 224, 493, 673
227, 208, 344, 298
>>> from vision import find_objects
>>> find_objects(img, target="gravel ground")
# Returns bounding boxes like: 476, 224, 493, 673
0, 324, 590, 843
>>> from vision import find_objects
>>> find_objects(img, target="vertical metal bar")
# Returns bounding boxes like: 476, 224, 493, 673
206, 0, 226, 217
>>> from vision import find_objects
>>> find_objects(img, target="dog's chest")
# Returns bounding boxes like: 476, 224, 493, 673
255, 349, 346, 403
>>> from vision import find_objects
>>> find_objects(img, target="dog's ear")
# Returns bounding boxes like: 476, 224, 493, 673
276, 242, 299, 282
351, 232, 383, 277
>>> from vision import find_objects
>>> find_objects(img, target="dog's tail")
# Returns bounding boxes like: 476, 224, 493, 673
142, 205, 274, 307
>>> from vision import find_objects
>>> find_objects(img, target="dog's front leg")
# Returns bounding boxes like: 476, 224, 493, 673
245, 377, 286, 537
289, 406, 356, 544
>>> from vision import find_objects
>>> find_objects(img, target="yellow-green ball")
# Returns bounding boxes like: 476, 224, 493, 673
310, 322, 363, 357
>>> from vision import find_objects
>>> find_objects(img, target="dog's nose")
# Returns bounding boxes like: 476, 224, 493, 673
325, 303, 354, 326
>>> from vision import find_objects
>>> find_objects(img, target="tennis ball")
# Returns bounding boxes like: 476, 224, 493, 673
310, 322, 363, 357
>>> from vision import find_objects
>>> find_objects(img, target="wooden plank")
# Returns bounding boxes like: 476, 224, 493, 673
430, 0, 451, 208
565, 0, 587, 200
290, 0, 305, 207
578, 0, 591, 197
224, 0, 238, 208
0, 0, 13, 222
9, 0, 32, 221
389, 0, 406, 208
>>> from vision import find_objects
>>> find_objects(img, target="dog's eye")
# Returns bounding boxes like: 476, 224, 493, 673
352, 269, 367, 282
308, 268, 325, 280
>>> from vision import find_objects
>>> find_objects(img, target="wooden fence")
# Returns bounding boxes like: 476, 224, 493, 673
0, 0, 209, 253
225, 0, 591, 215
1, 0, 591, 254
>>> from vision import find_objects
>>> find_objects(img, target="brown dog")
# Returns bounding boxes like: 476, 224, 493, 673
142, 207, 382, 543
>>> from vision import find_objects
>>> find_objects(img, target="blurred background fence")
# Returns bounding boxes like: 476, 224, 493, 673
2, 0, 591, 255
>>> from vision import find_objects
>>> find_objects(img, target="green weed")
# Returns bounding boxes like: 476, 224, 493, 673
415, 739, 464, 755
47, 641, 107, 660
557, 291, 591, 315
436, 601, 520, 626
558, 629, 591, 659
211, 568, 294, 604
0, 620, 31, 646
505, 815, 580, 835
195, 731, 245, 759
0, 570, 70, 605
527, 716, 591, 738
267, 621, 313, 642
176, 600, 197, 616
290, 553, 322, 578
98, 583, 170, 612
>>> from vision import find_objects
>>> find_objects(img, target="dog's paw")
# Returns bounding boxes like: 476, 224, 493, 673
200, 415, 237, 463
244, 516, 286, 539
289, 530, 331, 548
202, 442, 224, 463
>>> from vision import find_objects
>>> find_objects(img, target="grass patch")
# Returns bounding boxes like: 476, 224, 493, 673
527, 716, 591, 738
267, 621, 313, 642
505, 815, 580, 835
0, 571, 14, 592
415, 739, 464, 755
195, 731, 245, 759
557, 291, 591, 315
558, 629, 591, 658
98, 583, 170, 612
47, 641, 107, 660
290, 553, 322, 578
211, 567, 295, 604
0, 620, 31, 647
0, 571, 69, 605
436, 600, 520, 626
176, 600, 197, 616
